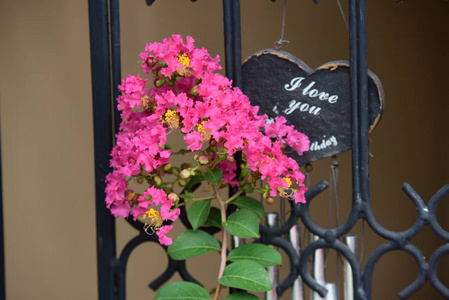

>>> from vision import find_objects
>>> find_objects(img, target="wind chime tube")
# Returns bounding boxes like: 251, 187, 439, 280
311, 234, 325, 300
266, 213, 279, 300
232, 235, 245, 248
289, 224, 305, 300
324, 283, 338, 300
343, 235, 358, 300
311, 235, 338, 300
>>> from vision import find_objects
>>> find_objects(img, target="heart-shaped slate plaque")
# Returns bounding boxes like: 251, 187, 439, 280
242, 49, 384, 165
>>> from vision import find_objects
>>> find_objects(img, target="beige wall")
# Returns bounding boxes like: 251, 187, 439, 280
0, 0, 448, 299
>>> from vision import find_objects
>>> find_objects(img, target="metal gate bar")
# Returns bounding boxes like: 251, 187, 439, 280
88, 0, 117, 299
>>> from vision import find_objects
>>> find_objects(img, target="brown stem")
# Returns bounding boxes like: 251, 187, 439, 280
212, 185, 228, 300
224, 190, 243, 205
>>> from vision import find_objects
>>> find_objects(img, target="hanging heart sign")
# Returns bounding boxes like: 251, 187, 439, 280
242, 49, 384, 165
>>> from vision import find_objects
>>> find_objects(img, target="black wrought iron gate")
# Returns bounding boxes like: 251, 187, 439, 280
87, 1, 449, 299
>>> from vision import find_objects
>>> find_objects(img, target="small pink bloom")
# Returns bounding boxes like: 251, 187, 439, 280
110, 201, 131, 218
157, 225, 174, 246
184, 131, 203, 151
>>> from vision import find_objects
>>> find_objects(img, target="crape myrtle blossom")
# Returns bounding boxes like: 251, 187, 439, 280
105, 35, 309, 246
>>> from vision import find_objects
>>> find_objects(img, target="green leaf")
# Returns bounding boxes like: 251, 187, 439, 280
223, 292, 260, 300
167, 230, 220, 260
183, 191, 194, 203
228, 244, 281, 266
185, 175, 204, 191
205, 207, 222, 228
223, 209, 259, 238
231, 196, 265, 219
205, 168, 223, 186
187, 200, 211, 230
241, 184, 254, 193
155, 281, 210, 300
219, 260, 271, 292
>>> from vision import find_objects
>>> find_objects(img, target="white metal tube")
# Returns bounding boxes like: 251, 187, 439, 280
266, 213, 279, 300
344, 235, 358, 300
289, 224, 305, 300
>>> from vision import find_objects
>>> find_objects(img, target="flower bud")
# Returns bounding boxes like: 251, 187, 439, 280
168, 193, 180, 206
245, 174, 254, 184
180, 169, 191, 179
137, 177, 144, 184
190, 85, 199, 97
145, 57, 156, 68
154, 175, 163, 186
198, 155, 209, 165
226, 155, 235, 163
265, 197, 275, 205
209, 139, 217, 147
163, 163, 172, 171
155, 78, 166, 87
179, 179, 187, 187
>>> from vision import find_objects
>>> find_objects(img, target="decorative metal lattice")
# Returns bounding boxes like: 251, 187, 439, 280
87, 0, 449, 299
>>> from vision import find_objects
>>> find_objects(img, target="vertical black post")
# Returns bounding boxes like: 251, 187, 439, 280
0, 133, 5, 300
349, 0, 360, 202
223, 0, 242, 88
223, 0, 243, 199
356, 0, 370, 204
349, 0, 370, 205
349, 0, 369, 298
88, 1, 118, 300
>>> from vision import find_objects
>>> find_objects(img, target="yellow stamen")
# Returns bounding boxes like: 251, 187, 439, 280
178, 53, 190, 67
141, 96, 149, 107
283, 177, 292, 188
197, 121, 206, 133
146, 208, 159, 219
142, 208, 164, 235
164, 109, 177, 121
197, 121, 211, 141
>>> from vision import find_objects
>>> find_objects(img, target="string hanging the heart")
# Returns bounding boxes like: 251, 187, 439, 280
274, 0, 290, 50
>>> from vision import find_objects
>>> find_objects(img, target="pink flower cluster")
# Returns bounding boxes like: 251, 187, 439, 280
105, 35, 309, 246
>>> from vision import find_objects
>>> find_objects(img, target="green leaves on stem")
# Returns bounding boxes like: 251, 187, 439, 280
187, 199, 211, 230
205, 207, 221, 228
228, 244, 282, 267
218, 260, 272, 292
230, 196, 265, 219
167, 230, 220, 260
222, 209, 259, 238
165, 170, 276, 298
155, 281, 210, 300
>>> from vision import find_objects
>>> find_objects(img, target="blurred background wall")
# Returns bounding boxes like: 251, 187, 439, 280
0, 0, 448, 299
